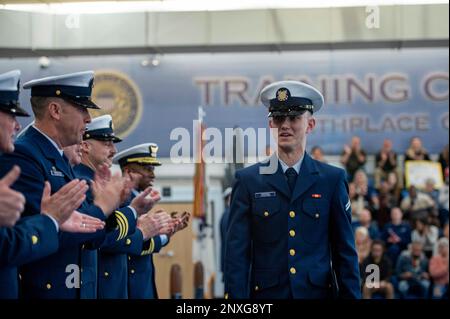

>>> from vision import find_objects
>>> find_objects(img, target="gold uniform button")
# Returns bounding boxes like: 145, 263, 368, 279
289, 211, 295, 218
130, 269, 135, 274
264, 211, 269, 217
290, 249, 296, 256
290, 267, 296, 275
289, 230, 296, 237
224, 293, 229, 300
126, 238, 132, 245
46, 283, 52, 289
128, 256, 131, 261
56, 90, 61, 95
31, 235, 39, 245
104, 272, 109, 277
254, 286, 259, 291
81, 244, 85, 250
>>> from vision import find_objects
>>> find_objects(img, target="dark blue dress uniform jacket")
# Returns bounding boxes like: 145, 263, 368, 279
123, 191, 166, 299
74, 163, 140, 299
0, 127, 135, 299
0, 215, 59, 298
224, 153, 361, 299
127, 233, 164, 299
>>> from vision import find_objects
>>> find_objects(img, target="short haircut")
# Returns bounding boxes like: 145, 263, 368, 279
30, 96, 60, 120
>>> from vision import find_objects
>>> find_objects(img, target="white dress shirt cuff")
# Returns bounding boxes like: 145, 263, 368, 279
128, 206, 138, 219
160, 234, 169, 246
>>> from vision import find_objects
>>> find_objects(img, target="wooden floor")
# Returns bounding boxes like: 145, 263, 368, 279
153, 202, 194, 299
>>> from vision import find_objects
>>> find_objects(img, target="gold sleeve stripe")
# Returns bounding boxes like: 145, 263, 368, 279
114, 211, 126, 241
149, 238, 155, 253
141, 238, 155, 256
114, 212, 125, 240
117, 213, 128, 240
115, 211, 129, 240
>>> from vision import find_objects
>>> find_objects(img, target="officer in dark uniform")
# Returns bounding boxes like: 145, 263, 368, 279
74, 114, 126, 299
74, 115, 162, 299
113, 143, 188, 299
0, 71, 137, 299
0, 70, 104, 299
224, 81, 361, 299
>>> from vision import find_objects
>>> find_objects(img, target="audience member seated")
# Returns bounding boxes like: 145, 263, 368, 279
412, 217, 439, 259
429, 238, 449, 299
396, 241, 431, 299
340, 136, 367, 181
355, 226, 372, 265
361, 240, 395, 299
352, 208, 380, 240
382, 207, 412, 265
349, 182, 364, 222
374, 139, 398, 190
424, 178, 440, 209
378, 171, 402, 228
352, 169, 380, 215
400, 185, 436, 222
404, 137, 431, 162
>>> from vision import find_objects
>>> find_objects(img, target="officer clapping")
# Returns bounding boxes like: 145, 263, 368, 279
0, 166, 25, 227
41, 179, 104, 233
137, 209, 174, 241
91, 169, 129, 217
129, 187, 162, 217
0, 70, 100, 231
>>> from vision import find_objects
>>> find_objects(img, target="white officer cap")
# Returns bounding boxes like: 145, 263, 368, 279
113, 143, 161, 167
23, 71, 100, 109
84, 114, 121, 143
260, 80, 324, 117
0, 70, 30, 117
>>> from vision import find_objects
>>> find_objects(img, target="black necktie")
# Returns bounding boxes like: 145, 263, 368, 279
62, 154, 75, 179
62, 154, 70, 167
285, 167, 298, 192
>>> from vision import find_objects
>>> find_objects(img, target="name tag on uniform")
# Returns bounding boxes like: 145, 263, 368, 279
50, 166, 64, 177
254, 191, 276, 199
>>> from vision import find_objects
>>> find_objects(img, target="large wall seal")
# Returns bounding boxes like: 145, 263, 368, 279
91, 70, 142, 139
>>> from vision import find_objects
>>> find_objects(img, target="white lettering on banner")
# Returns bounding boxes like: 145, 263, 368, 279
423, 72, 449, 101
313, 113, 430, 134
194, 72, 448, 107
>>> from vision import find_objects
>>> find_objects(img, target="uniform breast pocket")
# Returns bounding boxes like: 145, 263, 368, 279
300, 198, 330, 245
251, 197, 282, 243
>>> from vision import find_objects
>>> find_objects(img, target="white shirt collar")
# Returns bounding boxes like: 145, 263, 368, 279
279, 155, 303, 174
32, 125, 64, 156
